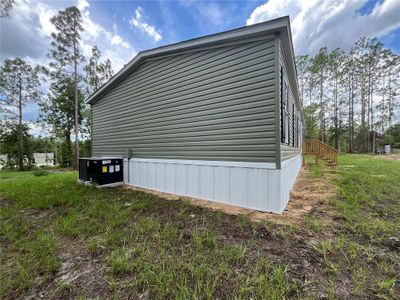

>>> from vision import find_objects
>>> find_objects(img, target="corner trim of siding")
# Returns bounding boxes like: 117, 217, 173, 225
124, 157, 276, 170
274, 34, 282, 170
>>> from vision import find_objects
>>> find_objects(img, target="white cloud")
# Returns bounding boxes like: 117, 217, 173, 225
2, 0, 136, 71
36, 3, 57, 38
179, 1, 232, 29
76, 0, 89, 11
247, 0, 400, 55
81, 10, 102, 39
110, 34, 130, 49
196, 3, 224, 26
130, 6, 162, 42
76, 1, 135, 71
0, 0, 56, 65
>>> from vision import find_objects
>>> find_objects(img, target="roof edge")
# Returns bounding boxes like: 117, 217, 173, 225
87, 16, 291, 105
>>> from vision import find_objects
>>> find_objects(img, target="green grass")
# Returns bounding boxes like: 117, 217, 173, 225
333, 155, 400, 245
305, 154, 400, 298
1, 155, 399, 299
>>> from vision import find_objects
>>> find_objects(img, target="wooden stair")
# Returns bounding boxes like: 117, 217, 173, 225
302, 139, 338, 166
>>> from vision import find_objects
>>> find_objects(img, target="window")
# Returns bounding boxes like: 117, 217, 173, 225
283, 84, 289, 144
293, 112, 296, 147
280, 69, 291, 146
295, 114, 298, 147
280, 67, 285, 143
292, 103, 295, 147
284, 111, 289, 144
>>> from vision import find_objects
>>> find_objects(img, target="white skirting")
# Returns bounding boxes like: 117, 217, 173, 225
123, 156, 302, 214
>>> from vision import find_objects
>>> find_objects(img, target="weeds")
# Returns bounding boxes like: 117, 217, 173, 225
33, 168, 50, 176
304, 213, 324, 232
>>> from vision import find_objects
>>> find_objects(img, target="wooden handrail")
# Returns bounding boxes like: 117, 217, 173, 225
302, 139, 338, 165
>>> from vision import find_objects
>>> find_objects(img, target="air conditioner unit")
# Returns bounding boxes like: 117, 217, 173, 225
79, 158, 123, 185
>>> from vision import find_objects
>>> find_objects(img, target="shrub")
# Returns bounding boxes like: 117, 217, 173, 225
33, 169, 49, 177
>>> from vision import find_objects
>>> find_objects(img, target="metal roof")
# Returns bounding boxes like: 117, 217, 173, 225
87, 16, 298, 105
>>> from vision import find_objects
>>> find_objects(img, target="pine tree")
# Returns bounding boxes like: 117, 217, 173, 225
0, 122, 33, 169
0, 0, 14, 17
382, 50, 400, 133
327, 48, 345, 150
310, 48, 328, 143
343, 46, 360, 152
84, 46, 114, 96
296, 38, 399, 153
0, 58, 40, 170
81, 46, 114, 141
48, 6, 84, 168
39, 77, 84, 167
295, 55, 310, 106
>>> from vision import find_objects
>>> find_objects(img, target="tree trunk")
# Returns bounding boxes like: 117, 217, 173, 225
319, 71, 325, 143
334, 74, 339, 150
371, 86, 375, 153
74, 20, 79, 170
367, 68, 371, 152
348, 74, 354, 153
18, 80, 24, 171
65, 130, 72, 167
388, 73, 392, 132
348, 79, 351, 153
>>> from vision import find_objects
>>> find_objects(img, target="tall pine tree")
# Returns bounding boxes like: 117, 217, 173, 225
0, 58, 40, 170
310, 48, 328, 143
48, 6, 84, 168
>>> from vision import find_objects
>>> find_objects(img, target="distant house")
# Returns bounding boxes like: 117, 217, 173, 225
0, 155, 6, 168
0, 153, 54, 168
87, 16, 303, 213
33, 153, 54, 166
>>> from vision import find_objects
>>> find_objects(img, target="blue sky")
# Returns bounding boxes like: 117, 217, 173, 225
1, 0, 399, 134
88, 0, 265, 51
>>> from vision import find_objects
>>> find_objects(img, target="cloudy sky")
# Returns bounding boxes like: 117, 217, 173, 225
1, 0, 399, 134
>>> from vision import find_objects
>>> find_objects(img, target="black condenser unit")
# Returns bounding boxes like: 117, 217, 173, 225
79, 158, 123, 185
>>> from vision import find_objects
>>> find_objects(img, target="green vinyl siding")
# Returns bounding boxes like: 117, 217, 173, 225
91, 38, 277, 162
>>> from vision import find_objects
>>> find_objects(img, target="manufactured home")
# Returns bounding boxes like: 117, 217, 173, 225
87, 16, 303, 214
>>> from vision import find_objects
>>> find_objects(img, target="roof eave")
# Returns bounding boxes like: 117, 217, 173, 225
87, 16, 291, 105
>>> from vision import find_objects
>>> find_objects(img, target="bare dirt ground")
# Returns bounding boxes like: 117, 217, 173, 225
27, 239, 110, 300
125, 166, 336, 227
375, 154, 400, 161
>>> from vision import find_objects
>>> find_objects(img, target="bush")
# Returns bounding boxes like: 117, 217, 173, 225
33, 169, 49, 177
37, 165, 57, 170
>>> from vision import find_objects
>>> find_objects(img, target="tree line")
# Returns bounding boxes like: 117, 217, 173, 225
0, 6, 113, 170
297, 38, 400, 153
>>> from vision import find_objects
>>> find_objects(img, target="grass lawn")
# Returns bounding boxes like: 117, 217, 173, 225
0, 155, 399, 299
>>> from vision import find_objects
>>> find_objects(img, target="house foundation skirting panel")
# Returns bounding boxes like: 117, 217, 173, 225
279, 155, 302, 212
123, 156, 301, 214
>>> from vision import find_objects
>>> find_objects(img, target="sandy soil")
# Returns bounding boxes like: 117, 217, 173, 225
374, 154, 400, 161
125, 166, 337, 226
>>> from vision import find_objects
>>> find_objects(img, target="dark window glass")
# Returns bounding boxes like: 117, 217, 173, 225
280, 67, 285, 143
292, 103, 295, 146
